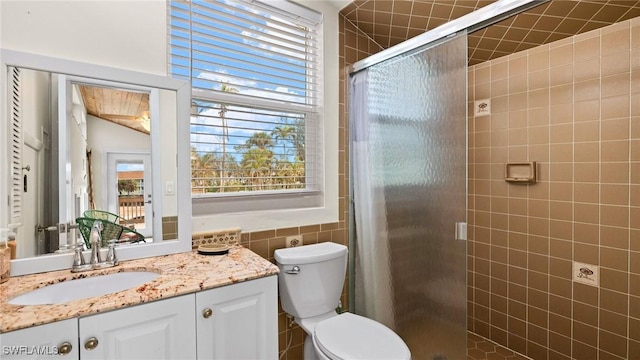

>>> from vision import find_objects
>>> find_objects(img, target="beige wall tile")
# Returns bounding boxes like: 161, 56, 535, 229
574, 142, 599, 162
602, 140, 630, 162
551, 103, 574, 124
529, 68, 550, 90
549, 201, 573, 221
601, 184, 630, 206
509, 54, 527, 77
602, 118, 630, 141
574, 121, 600, 142
574, 182, 599, 203
476, 64, 491, 84
574, 99, 600, 123
468, 18, 636, 360
550, 64, 573, 86
574, 162, 600, 182
491, 60, 509, 80
574, 58, 601, 82
550, 43, 573, 67
600, 226, 630, 250
550, 124, 573, 144
602, 29, 631, 55
574, 33, 600, 60
575, 79, 601, 101
550, 84, 574, 105
602, 95, 630, 119
550, 143, 573, 162
602, 51, 631, 76
602, 73, 631, 98
575, 203, 600, 224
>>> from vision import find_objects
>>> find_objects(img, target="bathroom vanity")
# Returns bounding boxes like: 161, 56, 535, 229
0, 44, 279, 360
0, 247, 279, 359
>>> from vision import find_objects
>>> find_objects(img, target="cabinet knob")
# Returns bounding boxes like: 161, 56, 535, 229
84, 337, 99, 350
202, 308, 213, 319
57, 341, 73, 355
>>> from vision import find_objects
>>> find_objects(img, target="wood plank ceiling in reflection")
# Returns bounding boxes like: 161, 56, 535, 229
78, 85, 150, 134
340, 0, 640, 65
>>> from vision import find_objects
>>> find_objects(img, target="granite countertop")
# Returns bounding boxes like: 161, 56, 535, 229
0, 246, 279, 333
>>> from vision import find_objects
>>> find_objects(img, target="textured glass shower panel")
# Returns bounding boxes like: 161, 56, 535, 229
355, 34, 467, 360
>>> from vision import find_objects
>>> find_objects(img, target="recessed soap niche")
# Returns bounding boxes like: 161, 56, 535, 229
505, 162, 537, 184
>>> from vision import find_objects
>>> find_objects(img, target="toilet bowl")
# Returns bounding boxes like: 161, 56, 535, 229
311, 312, 410, 360
275, 242, 411, 360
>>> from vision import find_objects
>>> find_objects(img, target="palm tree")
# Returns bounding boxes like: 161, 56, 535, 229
190, 147, 220, 193
241, 148, 273, 190
241, 132, 274, 150
291, 119, 305, 162
271, 124, 296, 160
218, 83, 239, 192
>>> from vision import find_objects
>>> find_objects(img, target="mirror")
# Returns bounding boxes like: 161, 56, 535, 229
14, 70, 162, 257
0, 49, 192, 275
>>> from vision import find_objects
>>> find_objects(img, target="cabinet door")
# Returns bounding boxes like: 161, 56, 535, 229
0, 318, 78, 359
196, 276, 278, 360
79, 294, 195, 360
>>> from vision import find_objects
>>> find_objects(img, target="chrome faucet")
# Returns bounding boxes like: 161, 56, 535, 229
71, 220, 119, 273
89, 220, 103, 265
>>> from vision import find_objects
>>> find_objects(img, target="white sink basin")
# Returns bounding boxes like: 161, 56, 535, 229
9, 271, 160, 305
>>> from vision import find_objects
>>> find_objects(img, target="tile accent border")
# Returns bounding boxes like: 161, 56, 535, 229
192, 228, 241, 249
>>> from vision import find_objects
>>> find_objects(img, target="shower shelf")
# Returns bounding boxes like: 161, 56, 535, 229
504, 162, 537, 184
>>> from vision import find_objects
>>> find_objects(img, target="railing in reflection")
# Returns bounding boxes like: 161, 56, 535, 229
118, 196, 144, 224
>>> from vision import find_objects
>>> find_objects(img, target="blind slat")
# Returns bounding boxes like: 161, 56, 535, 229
9, 67, 22, 224
170, 0, 322, 195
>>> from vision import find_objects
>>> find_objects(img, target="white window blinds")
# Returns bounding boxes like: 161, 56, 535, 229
170, 0, 321, 109
169, 0, 323, 197
9, 66, 23, 225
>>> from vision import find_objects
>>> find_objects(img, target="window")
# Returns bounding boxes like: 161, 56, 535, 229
168, 0, 323, 215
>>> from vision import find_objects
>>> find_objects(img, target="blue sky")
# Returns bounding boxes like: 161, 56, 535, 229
170, 0, 310, 158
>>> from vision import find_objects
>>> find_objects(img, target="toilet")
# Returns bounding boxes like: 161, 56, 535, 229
275, 242, 411, 360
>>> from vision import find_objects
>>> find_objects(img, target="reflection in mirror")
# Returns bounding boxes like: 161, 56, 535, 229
1, 49, 192, 275
13, 69, 160, 259
10, 69, 174, 259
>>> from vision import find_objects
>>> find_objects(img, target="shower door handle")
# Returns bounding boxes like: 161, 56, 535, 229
455, 222, 467, 241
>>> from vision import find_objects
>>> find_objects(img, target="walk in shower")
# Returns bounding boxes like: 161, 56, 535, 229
348, 1, 542, 359
349, 33, 468, 360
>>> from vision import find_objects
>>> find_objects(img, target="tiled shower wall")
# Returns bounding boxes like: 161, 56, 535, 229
468, 18, 640, 360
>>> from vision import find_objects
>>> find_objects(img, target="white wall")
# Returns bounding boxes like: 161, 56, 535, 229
18, 69, 51, 258
2, 0, 340, 234
87, 115, 151, 210
69, 104, 87, 219
0, 0, 167, 75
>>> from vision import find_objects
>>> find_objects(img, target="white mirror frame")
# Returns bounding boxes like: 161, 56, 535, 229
0, 49, 192, 275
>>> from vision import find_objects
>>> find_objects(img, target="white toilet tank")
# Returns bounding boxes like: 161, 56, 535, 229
274, 242, 348, 319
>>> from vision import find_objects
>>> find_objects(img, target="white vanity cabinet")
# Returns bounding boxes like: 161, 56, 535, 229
0, 318, 78, 359
79, 294, 196, 360
1, 275, 278, 360
196, 275, 278, 360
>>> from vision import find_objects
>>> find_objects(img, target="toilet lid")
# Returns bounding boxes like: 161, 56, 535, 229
313, 313, 411, 360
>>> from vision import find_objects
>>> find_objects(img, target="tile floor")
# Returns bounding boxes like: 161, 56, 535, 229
468, 332, 530, 360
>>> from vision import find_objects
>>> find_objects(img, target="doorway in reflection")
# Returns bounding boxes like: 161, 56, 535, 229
107, 154, 153, 239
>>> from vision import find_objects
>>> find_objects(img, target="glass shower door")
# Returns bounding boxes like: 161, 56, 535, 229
350, 33, 467, 360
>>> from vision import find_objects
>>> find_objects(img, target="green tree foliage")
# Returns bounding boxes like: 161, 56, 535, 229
118, 179, 137, 195
191, 119, 306, 193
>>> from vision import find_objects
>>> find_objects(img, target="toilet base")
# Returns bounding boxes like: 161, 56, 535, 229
303, 333, 332, 360
303, 336, 317, 360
